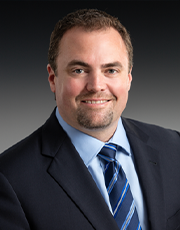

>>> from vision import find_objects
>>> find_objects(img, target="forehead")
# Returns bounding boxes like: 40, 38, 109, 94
57, 27, 128, 67
60, 26, 125, 47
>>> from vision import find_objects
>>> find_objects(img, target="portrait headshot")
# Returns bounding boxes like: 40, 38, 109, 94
0, 2, 180, 230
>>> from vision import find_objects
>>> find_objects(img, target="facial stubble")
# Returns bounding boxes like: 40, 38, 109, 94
76, 106, 114, 130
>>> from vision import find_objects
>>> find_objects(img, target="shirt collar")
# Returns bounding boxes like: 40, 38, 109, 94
109, 119, 131, 156
55, 107, 131, 167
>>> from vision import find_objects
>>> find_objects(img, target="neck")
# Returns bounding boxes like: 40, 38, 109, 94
75, 123, 118, 142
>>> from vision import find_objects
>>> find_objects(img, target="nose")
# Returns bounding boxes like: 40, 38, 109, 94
86, 71, 106, 93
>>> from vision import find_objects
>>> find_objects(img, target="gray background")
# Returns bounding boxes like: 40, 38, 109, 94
0, 1, 179, 153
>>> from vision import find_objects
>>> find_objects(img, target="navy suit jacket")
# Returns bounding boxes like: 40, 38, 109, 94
0, 109, 180, 230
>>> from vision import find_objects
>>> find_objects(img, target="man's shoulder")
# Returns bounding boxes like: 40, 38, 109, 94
0, 123, 43, 164
1, 126, 42, 155
122, 117, 180, 149
122, 117, 179, 134
0, 109, 66, 172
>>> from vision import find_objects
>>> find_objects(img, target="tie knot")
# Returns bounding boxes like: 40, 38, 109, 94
99, 143, 117, 162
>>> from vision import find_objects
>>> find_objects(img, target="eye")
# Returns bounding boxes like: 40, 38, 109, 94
108, 69, 117, 74
105, 69, 118, 75
74, 69, 84, 74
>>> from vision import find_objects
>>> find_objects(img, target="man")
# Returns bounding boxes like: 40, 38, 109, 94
0, 9, 180, 230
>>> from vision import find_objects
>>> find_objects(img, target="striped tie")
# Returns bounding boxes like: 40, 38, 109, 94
99, 143, 141, 230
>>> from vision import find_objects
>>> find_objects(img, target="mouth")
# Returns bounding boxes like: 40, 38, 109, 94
82, 100, 110, 104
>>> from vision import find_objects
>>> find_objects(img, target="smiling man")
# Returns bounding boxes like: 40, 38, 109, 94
47, 26, 132, 141
1, 9, 180, 230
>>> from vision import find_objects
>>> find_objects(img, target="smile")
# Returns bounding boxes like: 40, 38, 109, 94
83, 100, 109, 104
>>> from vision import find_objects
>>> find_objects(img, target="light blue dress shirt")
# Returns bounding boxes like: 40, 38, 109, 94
56, 107, 148, 229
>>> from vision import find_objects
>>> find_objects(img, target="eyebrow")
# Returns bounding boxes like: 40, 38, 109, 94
101, 61, 123, 69
66, 60, 123, 69
66, 60, 90, 68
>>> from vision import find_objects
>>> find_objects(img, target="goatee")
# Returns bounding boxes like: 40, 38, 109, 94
76, 107, 113, 130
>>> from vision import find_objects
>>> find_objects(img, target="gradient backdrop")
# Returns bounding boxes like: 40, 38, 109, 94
0, 2, 179, 153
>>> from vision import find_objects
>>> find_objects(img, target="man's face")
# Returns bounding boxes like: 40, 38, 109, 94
48, 27, 132, 140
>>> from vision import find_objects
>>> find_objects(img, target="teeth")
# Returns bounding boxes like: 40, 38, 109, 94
85, 100, 107, 104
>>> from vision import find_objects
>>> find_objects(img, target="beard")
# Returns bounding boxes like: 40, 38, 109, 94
76, 107, 113, 130
75, 91, 117, 130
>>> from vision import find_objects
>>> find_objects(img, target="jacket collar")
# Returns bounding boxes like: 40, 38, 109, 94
122, 117, 166, 229
41, 109, 119, 230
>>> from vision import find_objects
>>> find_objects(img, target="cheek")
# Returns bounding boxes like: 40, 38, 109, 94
58, 79, 83, 105
110, 81, 129, 100
113, 84, 129, 115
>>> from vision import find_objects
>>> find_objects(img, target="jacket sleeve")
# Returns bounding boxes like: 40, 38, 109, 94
0, 172, 30, 230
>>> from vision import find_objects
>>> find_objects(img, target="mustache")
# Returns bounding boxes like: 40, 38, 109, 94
75, 92, 117, 101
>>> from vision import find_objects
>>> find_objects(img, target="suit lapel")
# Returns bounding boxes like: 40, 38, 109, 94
41, 110, 166, 229
122, 118, 166, 229
41, 110, 119, 230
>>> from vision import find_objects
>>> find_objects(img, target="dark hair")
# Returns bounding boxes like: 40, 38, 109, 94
48, 9, 133, 73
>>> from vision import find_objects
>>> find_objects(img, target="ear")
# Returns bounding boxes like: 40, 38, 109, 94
127, 67, 132, 91
47, 64, 56, 93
